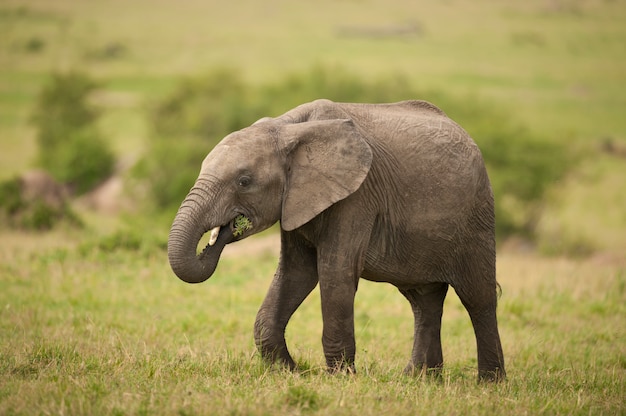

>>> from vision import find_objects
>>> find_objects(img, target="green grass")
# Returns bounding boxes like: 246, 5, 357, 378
0, 233, 624, 415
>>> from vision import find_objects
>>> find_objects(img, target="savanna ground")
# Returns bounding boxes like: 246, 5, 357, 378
1, 0, 625, 414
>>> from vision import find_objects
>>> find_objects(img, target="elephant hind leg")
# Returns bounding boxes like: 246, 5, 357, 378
399, 283, 449, 378
456, 199, 505, 381
453, 271, 506, 382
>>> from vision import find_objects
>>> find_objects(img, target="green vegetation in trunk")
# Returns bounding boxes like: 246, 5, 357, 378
233, 214, 253, 237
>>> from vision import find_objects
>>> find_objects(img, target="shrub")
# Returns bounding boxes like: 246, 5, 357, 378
31, 72, 115, 194
151, 68, 251, 140
132, 137, 209, 210
0, 174, 81, 230
140, 66, 572, 238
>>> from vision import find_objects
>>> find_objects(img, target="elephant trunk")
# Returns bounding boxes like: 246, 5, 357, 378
167, 193, 233, 284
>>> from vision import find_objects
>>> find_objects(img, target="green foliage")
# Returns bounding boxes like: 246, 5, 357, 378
151, 68, 250, 140
31, 72, 115, 194
233, 214, 253, 237
0, 177, 80, 230
141, 66, 572, 238
0, 177, 23, 215
44, 128, 116, 195
132, 137, 209, 211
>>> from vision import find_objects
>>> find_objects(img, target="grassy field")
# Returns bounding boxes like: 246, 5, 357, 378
0, 231, 624, 415
1, 0, 625, 414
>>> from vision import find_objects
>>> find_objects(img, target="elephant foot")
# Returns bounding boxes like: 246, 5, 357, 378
261, 358, 298, 373
478, 367, 506, 383
403, 362, 443, 380
326, 363, 356, 375
325, 356, 356, 375
257, 349, 296, 371
254, 337, 297, 370
254, 321, 297, 370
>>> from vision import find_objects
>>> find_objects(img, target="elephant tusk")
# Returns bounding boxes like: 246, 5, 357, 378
208, 226, 220, 246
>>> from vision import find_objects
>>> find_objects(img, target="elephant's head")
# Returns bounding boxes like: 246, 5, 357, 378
167, 116, 373, 283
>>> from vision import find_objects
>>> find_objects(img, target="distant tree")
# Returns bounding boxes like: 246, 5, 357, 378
31, 72, 115, 194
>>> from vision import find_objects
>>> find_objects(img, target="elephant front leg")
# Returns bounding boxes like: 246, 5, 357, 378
317, 247, 363, 373
320, 286, 357, 373
254, 232, 318, 369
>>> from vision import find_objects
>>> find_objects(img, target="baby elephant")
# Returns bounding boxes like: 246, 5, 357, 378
168, 99, 506, 382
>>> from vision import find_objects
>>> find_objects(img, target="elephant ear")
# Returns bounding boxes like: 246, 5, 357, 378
280, 119, 373, 231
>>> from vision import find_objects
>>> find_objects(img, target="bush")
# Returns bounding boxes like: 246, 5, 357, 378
31, 72, 115, 194
140, 66, 572, 238
151, 68, 251, 140
132, 137, 209, 210
0, 175, 81, 230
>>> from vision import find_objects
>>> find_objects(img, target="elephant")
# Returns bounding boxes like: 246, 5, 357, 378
167, 99, 506, 382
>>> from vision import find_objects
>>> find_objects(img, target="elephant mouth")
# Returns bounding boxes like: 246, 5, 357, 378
199, 214, 253, 258
197, 225, 233, 260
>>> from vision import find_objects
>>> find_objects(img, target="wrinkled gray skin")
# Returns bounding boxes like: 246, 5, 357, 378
168, 99, 505, 382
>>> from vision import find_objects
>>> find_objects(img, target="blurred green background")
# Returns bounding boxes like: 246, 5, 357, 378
1, 0, 625, 256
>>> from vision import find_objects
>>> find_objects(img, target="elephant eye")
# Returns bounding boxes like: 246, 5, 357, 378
237, 175, 252, 188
